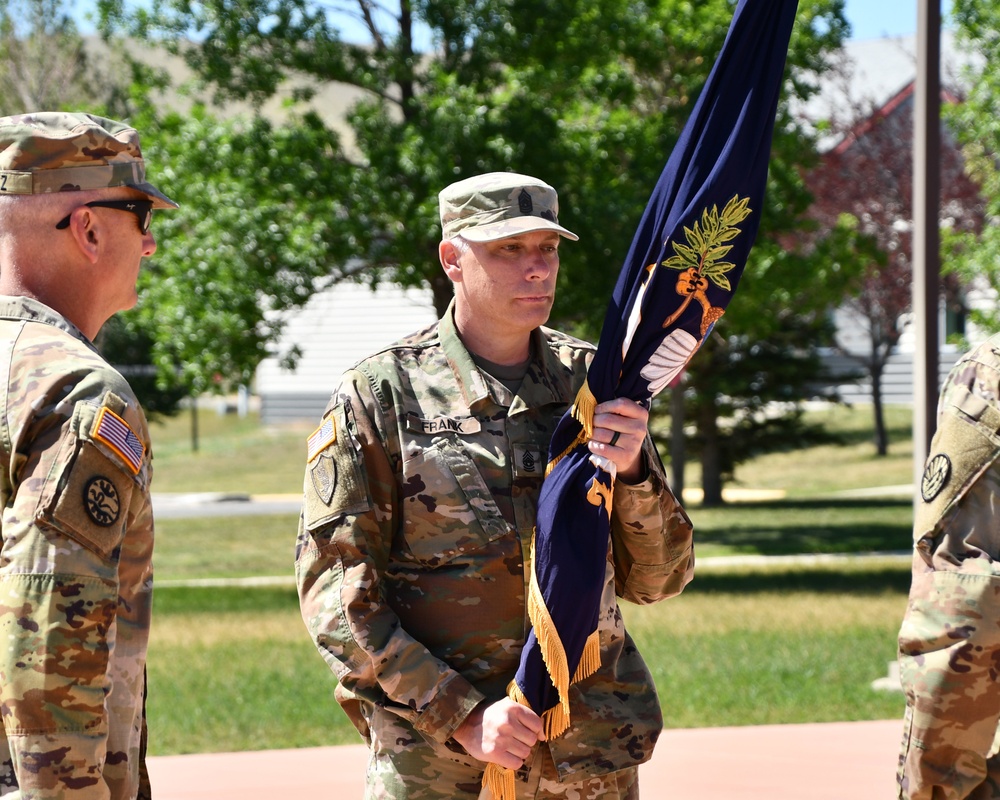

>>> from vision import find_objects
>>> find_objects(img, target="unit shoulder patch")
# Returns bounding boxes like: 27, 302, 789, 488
83, 475, 121, 527
310, 452, 337, 506
921, 453, 952, 502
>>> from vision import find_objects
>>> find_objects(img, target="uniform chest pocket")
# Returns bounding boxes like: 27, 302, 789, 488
398, 439, 510, 567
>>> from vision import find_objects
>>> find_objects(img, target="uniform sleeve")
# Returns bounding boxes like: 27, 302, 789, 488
0, 393, 146, 800
295, 372, 484, 745
897, 372, 1000, 800
609, 435, 694, 604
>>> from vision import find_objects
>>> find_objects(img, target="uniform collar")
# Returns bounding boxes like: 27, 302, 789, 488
438, 299, 573, 413
0, 295, 94, 347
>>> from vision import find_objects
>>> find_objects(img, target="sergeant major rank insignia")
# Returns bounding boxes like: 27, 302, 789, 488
512, 444, 545, 478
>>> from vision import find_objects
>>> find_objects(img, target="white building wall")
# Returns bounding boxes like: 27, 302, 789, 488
256, 282, 437, 423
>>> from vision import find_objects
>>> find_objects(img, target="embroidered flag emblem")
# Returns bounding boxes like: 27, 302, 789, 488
307, 417, 337, 462
93, 407, 145, 475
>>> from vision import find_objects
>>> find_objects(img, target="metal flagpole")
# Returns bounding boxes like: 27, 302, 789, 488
912, 0, 941, 494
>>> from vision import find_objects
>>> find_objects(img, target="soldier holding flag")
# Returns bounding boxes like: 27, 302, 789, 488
296, 171, 694, 799
299, 0, 801, 793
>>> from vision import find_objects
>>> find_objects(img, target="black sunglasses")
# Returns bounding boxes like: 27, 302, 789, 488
55, 199, 154, 235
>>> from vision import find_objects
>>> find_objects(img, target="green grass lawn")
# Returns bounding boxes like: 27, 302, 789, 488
143, 402, 916, 754
146, 563, 909, 754
724, 403, 915, 496
148, 408, 312, 494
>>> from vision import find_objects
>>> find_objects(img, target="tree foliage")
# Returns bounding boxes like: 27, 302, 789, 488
123, 105, 357, 395
0, 0, 132, 113
943, 0, 1000, 333
802, 63, 983, 456
95, 0, 854, 498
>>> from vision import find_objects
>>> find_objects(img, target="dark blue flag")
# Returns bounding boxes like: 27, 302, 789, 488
483, 0, 800, 797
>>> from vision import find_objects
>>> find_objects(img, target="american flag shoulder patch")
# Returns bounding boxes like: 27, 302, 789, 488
92, 407, 145, 475
307, 416, 337, 462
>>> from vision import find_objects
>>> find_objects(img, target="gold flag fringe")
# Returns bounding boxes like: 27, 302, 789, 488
483, 763, 515, 800
480, 628, 603, 800
571, 379, 598, 439
546, 380, 597, 476
571, 630, 601, 685
481, 379, 606, 800
526, 563, 572, 736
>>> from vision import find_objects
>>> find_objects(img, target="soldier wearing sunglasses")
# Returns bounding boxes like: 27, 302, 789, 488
0, 112, 177, 800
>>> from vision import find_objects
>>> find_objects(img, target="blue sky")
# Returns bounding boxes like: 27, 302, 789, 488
844, 0, 952, 40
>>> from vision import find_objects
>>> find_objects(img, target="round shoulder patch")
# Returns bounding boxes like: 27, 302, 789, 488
920, 454, 952, 503
83, 476, 122, 527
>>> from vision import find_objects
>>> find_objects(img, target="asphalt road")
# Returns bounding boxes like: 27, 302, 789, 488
152, 493, 302, 519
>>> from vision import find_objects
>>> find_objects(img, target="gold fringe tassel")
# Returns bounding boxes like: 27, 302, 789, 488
571, 379, 598, 438
571, 630, 601, 684
483, 763, 516, 800
526, 564, 572, 736
546, 380, 598, 476
508, 679, 529, 707
480, 596, 602, 800
480, 380, 604, 800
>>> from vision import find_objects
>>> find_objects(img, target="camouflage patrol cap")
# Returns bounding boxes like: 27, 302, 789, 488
439, 172, 579, 242
0, 111, 178, 209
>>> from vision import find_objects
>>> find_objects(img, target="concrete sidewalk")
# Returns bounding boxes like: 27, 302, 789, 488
146, 718, 902, 798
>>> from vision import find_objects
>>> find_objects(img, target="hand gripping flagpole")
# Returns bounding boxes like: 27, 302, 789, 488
482, 0, 800, 797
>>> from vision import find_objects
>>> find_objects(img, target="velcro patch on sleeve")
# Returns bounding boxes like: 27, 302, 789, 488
48, 440, 135, 559
91, 407, 145, 475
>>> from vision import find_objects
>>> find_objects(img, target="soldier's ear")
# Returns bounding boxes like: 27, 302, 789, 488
439, 240, 463, 282
65, 207, 102, 265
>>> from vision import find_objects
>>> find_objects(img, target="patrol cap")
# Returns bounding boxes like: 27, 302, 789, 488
0, 111, 178, 209
439, 171, 579, 242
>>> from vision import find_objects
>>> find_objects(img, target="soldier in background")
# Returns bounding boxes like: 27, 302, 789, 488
0, 112, 177, 798
898, 333, 1000, 799
296, 172, 694, 799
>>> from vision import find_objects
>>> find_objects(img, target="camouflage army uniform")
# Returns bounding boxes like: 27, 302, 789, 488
296, 303, 694, 799
0, 296, 154, 799
898, 332, 1000, 799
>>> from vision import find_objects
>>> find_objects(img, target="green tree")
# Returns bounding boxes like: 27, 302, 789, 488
121, 104, 356, 397
943, 0, 1000, 332
94, 314, 188, 418
96, 0, 852, 497
97, 0, 846, 320
0, 0, 115, 113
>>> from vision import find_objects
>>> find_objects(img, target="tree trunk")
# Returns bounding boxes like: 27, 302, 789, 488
190, 400, 199, 453
871, 360, 888, 456
699, 396, 724, 506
